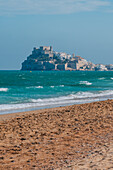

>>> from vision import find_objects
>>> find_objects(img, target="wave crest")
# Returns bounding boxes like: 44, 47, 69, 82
36, 86, 43, 89
1, 90, 113, 113
0, 88, 8, 92
79, 81, 92, 85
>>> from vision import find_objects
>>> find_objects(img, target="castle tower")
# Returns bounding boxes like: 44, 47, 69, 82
50, 46, 53, 52
72, 53, 75, 58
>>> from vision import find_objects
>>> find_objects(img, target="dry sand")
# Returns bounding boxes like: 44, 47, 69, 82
0, 100, 113, 169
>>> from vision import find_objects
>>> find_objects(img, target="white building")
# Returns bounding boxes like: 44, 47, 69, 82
53, 52, 71, 60
95, 64, 108, 71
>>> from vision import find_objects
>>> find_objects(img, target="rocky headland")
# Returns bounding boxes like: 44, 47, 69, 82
21, 46, 113, 71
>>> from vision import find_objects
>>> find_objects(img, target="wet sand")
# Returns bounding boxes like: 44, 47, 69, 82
0, 100, 113, 169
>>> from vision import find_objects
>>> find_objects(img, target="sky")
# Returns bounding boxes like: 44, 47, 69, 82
0, 0, 113, 70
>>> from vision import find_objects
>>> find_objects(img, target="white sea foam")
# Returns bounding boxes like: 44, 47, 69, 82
111, 78, 113, 80
1, 90, 113, 113
74, 90, 113, 98
50, 86, 54, 88
36, 86, 43, 88
0, 97, 86, 112
0, 88, 8, 92
98, 77, 105, 80
37, 90, 113, 101
60, 85, 64, 87
79, 81, 92, 85
26, 86, 43, 89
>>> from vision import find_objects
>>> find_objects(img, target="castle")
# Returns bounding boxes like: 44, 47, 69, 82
21, 46, 105, 71
32, 46, 54, 59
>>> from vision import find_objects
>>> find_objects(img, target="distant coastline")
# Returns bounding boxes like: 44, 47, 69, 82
21, 46, 113, 71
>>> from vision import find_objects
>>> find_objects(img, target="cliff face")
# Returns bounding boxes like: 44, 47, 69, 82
21, 60, 55, 71
21, 46, 94, 71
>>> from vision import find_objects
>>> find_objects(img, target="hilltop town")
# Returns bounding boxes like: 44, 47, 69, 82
21, 46, 113, 71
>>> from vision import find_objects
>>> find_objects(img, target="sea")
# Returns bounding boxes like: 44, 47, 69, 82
1, 70, 113, 114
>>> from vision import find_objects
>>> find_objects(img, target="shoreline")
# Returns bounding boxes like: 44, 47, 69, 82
0, 99, 108, 121
0, 99, 113, 169
0, 102, 88, 121
0, 96, 112, 116
0, 105, 66, 121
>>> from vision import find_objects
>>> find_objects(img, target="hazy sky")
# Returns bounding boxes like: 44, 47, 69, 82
0, 0, 113, 70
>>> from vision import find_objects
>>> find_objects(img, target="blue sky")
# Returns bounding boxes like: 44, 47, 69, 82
0, 0, 113, 70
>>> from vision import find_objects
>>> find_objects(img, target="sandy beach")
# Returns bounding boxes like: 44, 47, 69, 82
0, 100, 113, 169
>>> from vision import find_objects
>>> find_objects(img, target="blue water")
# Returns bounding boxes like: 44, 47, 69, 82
1, 70, 113, 114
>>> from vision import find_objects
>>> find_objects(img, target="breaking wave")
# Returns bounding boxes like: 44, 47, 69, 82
59, 85, 64, 87
50, 86, 54, 88
79, 81, 92, 85
98, 77, 105, 80
0, 88, 8, 92
1, 90, 113, 113
36, 86, 43, 89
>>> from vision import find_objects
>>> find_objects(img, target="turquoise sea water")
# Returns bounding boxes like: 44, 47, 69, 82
1, 70, 113, 114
